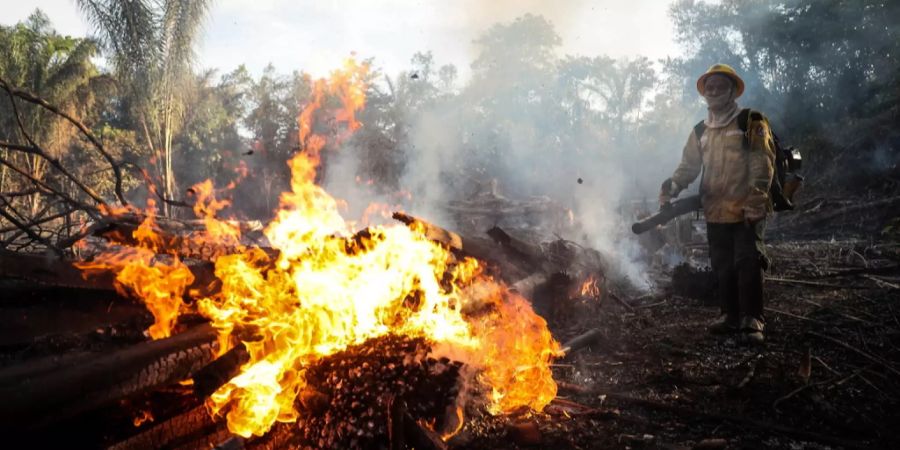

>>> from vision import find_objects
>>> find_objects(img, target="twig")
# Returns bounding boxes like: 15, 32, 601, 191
125, 161, 191, 208
765, 307, 823, 324
0, 137, 108, 208
807, 331, 900, 377
0, 156, 100, 219
609, 292, 635, 312
862, 274, 900, 290
772, 369, 863, 412
636, 300, 666, 309
0, 187, 42, 198
0, 202, 63, 256
813, 265, 900, 279
736, 354, 763, 389
0, 207, 79, 234
765, 276, 867, 289
813, 356, 841, 377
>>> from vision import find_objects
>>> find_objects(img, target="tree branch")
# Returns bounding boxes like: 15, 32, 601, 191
0, 77, 129, 206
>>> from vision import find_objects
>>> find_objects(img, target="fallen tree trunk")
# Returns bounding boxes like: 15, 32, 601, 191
0, 324, 218, 430
0, 351, 96, 386
193, 343, 250, 398
0, 249, 219, 300
0, 248, 116, 290
108, 405, 219, 450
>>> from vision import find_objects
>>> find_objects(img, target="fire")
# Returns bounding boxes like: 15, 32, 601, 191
77, 57, 560, 439
132, 409, 154, 427
580, 274, 601, 298
77, 200, 194, 339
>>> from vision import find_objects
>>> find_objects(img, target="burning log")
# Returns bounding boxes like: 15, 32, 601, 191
388, 397, 448, 450
391, 212, 531, 282
90, 214, 273, 262
192, 343, 250, 399
0, 248, 218, 300
0, 324, 217, 430
108, 405, 219, 450
392, 212, 464, 251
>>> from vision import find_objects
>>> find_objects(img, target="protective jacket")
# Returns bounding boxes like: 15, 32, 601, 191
670, 114, 776, 223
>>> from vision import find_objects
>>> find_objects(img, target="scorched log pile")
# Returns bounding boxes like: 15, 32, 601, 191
0, 210, 607, 448
249, 335, 461, 450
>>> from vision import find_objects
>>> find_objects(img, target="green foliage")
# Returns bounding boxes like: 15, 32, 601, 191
77, 0, 211, 214
0, 10, 114, 217
0, 10, 100, 150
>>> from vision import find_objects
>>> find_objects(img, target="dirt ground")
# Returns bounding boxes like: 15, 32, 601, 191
457, 237, 900, 450
3, 231, 899, 449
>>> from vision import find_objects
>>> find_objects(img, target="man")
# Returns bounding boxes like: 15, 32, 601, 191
659, 64, 775, 345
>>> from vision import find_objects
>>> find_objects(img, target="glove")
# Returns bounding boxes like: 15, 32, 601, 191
658, 178, 681, 208
743, 205, 767, 225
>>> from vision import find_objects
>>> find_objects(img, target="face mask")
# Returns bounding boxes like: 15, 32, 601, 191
704, 89, 733, 110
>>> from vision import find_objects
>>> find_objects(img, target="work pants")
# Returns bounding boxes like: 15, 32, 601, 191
706, 220, 768, 321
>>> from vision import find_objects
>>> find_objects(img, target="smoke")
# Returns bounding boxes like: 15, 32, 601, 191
317, 14, 703, 290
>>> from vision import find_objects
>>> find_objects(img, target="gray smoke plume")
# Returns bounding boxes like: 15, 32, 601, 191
319, 14, 706, 290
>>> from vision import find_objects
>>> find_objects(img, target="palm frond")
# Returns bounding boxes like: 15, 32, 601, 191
160, 0, 210, 78
76, 0, 159, 83
45, 38, 99, 102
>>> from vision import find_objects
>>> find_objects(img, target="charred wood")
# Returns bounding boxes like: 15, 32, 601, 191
486, 226, 545, 272
108, 405, 218, 450
388, 397, 448, 450
0, 249, 218, 298
0, 249, 116, 290
560, 328, 603, 355
0, 351, 96, 386
0, 324, 218, 430
193, 343, 250, 399
90, 215, 274, 262
209, 435, 245, 450
772, 195, 900, 234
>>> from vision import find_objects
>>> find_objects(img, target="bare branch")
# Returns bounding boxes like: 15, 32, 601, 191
0, 197, 63, 256
0, 77, 129, 206
0, 156, 100, 219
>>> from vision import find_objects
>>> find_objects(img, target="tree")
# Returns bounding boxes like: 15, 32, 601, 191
559, 56, 657, 144
0, 10, 102, 214
175, 67, 250, 189
77, 0, 210, 215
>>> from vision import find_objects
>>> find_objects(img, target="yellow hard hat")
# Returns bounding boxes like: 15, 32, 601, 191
696, 63, 745, 97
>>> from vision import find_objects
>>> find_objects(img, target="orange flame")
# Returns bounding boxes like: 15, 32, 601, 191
580, 274, 600, 298
76, 57, 559, 438
77, 200, 194, 339
132, 409, 154, 427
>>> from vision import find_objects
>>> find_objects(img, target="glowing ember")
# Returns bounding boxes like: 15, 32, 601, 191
132, 409, 154, 427
77, 57, 560, 439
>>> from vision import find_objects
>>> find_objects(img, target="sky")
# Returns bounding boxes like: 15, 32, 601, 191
5, 0, 681, 79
